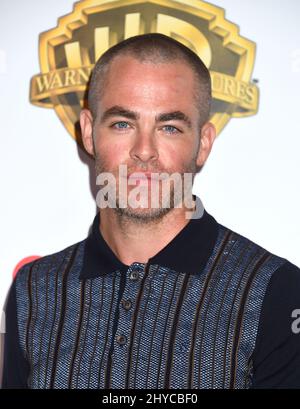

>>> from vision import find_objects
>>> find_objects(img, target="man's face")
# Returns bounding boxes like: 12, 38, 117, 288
81, 55, 215, 222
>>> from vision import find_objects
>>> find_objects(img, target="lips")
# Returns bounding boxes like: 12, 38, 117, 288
127, 172, 171, 183
127, 172, 153, 179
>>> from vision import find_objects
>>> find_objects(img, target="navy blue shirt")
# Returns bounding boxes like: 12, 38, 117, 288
2, 208, 300, 388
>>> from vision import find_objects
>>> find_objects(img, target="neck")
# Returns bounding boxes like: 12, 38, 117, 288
98, 204, 195, 266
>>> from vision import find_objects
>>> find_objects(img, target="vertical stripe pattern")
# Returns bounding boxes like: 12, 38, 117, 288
15, 225, 286, 389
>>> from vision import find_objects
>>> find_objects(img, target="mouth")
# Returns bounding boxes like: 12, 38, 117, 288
127, 171, 169, 181
127, 172, 153, 180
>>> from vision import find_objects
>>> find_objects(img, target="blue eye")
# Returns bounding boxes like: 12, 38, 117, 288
163, 125, 180, 134
113, 121, 129, 129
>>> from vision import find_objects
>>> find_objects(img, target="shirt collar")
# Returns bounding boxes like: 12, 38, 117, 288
80, 195, 219, 279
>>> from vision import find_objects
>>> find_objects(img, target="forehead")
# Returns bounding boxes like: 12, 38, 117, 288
106, 54, 195, 75
100, 55, 197, 106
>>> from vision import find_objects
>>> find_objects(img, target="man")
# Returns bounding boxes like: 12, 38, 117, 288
2, 33, 300, 389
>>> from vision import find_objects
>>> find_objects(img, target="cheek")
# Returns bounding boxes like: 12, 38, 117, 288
160, 141, 195, 171
96, 139, 129, 168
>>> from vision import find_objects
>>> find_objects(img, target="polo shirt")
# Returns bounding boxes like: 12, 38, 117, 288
2, 201, 300, 388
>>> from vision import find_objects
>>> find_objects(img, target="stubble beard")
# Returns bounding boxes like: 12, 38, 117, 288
94, 152, 201, 225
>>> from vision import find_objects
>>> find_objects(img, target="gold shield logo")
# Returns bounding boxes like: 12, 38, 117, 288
30, 0, 259, 142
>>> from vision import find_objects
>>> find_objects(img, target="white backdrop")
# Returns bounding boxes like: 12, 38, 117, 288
1, 0, 300, 317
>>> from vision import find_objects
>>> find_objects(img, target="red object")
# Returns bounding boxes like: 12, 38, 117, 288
13, 256, 41, 279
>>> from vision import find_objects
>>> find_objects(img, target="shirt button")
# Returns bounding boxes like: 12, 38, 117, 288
116, 334, 127, 345
121, 299, 132, 310
129, 270, 139, 281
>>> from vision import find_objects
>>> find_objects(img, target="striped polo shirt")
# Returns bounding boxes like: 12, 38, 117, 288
2, 202, 300, 389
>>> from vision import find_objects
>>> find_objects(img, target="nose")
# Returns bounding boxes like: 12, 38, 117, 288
129, 129, 159, 164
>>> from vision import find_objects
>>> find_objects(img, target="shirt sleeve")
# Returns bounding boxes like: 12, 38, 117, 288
1, 279, 30, 389
251, 260, 300, 388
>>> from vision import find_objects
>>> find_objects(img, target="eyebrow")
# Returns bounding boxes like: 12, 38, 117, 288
157, 111, 192, 128
100, 106, 137, 122
100, 105, 192, 128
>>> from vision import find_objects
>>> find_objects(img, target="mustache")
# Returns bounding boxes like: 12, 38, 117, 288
94, 153, 200, 176
95, 158, 168, 175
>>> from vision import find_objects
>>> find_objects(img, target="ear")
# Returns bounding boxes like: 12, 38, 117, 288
80, 109, 95, 157
196, 122, 217, 168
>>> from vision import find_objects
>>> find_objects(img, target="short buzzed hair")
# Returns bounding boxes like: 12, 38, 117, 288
88, 33, 211, 128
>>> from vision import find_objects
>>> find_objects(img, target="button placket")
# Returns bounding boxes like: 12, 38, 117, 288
116, 334, 127, 346
129, 270, 139, 281
121, 299, 132, 310
113, 267, 143, 351
110, 264, 153, 388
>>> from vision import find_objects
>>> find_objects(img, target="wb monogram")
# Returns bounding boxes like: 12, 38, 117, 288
30, 0, 259, 140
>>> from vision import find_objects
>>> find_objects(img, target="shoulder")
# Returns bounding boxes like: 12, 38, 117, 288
14, 238, 87, 286
216, 220, 289, 271
218, 218, 300, 310
215, 221, 299, 307
266, 259, 300, 292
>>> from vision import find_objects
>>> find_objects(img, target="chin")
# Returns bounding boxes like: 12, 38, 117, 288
114, 203, 172, 223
